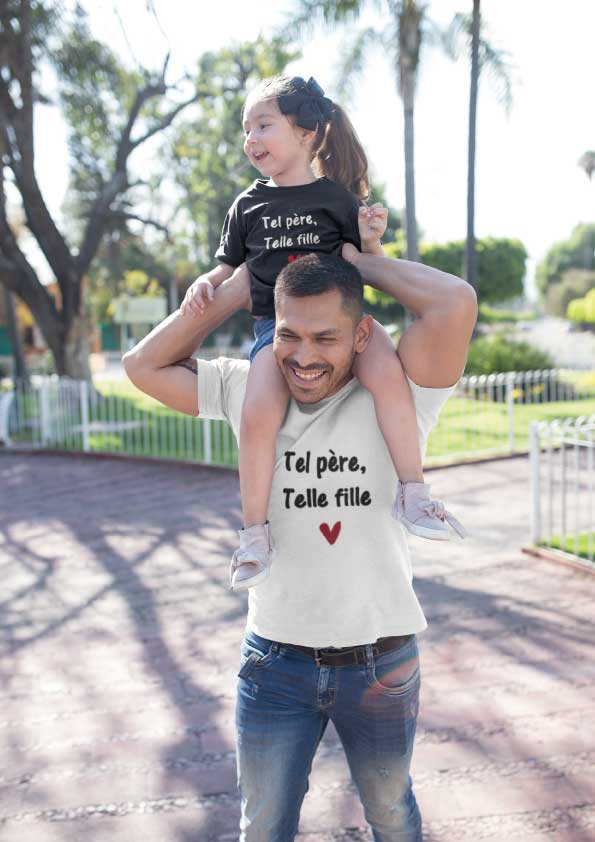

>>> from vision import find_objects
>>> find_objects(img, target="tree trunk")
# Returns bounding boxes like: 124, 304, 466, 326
403, 89, 419, 263
3, 287, 29, 382
398, 0, 422, 264
465, 0, 481, 292
56, 313, 93, 380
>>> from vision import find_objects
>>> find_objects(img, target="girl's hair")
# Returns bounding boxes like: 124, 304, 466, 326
245, 76, 370, 202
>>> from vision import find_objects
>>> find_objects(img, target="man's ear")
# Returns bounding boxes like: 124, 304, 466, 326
354, 314, 374, 355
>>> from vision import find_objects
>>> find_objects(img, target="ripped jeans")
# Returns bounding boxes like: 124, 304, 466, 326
235, 629, 422, 842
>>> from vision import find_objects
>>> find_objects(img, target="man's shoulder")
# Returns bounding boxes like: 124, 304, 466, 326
195, 356, 249, 423
196, 355, 249, 381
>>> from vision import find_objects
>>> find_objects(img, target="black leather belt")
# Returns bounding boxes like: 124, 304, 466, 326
281, 634, 414, 667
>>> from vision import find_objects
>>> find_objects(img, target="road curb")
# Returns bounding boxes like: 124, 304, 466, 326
521, 544, 595, 576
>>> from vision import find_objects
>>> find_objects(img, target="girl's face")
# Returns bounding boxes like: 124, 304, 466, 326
242, 96, 316, 186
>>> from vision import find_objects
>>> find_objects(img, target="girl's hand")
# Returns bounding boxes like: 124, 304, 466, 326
181, 276, 215, 318
359, 202, 388, 248
342, 242, 361, 266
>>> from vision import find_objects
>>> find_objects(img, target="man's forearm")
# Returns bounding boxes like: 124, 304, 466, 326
357, 253, 476, 318
124, 267, 251, 374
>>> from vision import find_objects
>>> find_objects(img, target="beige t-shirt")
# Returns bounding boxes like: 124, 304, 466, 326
196, 357, 455, 647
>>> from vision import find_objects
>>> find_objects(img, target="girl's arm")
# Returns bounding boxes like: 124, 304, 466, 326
123, 264, 251, 415
205, 262, 236, 288
181, 262, 236, 318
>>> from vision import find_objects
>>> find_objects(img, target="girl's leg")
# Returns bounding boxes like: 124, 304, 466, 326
352, 322, 423, 484
231, 345, 289, 588
240, 344, 289, 528
353, 321, 465, 540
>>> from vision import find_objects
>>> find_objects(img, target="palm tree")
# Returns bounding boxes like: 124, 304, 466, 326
443, 3, 513, 291
288, 0, 430, 263
578, 151, 595, 181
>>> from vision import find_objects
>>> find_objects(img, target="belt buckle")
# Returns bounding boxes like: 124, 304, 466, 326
313, 648, 322, 667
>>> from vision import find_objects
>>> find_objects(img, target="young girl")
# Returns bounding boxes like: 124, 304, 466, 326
181, 76, 465, 590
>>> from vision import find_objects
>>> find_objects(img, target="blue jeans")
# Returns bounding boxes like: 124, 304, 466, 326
249, 317, 276, 363
235, 629, 423, 841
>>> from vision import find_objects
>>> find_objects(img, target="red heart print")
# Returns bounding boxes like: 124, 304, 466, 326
319, 521, 341, 545
288, 254, 305, 264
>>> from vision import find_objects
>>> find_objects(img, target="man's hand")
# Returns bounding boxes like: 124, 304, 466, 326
181, 275, 216, 318
358, 202, 388, 252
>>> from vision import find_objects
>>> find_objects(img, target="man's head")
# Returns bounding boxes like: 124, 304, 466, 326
273, 253, 373, 403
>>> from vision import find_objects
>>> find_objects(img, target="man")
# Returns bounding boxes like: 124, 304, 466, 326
124, 246, 477, 841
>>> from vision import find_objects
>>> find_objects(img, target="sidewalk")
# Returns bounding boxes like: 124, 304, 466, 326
0, 452, 593, 842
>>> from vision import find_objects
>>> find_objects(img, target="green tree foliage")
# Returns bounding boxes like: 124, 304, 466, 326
544, 269, 595, 317
567, 288, 595, 325
0, 1, 214, 378
578, 151, 595, 181
464, 334, 554, 375
382, 236, 526, 306
536, 223, 595, 297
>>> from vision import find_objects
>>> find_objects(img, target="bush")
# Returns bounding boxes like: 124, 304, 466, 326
567, 287, 595, 326
544, 269, 595, 317
478, 304, 536, 324
464, 334, 554, 375
463, 336, 574, 402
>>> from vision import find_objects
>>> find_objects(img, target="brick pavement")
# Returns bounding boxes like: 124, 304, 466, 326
0, 451, 594, 842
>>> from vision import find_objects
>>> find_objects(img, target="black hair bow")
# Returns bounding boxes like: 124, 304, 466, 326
277, 76, 335, 131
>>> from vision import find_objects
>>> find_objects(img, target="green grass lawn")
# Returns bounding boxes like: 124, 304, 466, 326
541, 532, 595, 562
10, 377, 595, 469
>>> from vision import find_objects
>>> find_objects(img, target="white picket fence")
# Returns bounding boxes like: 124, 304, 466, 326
529, 416, 595, 562
1, 368, 594, 469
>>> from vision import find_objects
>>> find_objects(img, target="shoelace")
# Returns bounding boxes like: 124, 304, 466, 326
422, 499, 467, 539
421, 499, 446, 520
394, 487, 467, 540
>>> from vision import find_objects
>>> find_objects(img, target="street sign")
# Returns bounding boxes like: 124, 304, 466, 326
113, 296, 167, 325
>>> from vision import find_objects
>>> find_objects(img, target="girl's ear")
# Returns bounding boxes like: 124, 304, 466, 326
297, 126, 317, 147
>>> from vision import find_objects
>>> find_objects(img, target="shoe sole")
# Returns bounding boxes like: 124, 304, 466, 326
231, 565, 271, 591
399, 519, 461, 541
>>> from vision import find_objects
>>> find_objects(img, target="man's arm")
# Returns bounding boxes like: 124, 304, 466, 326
347, 248, 478, 388
123, 265, 251, 416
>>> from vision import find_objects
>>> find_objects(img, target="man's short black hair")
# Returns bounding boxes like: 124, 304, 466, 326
274, 254, 364, 322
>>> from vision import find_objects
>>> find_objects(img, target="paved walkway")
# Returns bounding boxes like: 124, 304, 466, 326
0, 452, 593, 842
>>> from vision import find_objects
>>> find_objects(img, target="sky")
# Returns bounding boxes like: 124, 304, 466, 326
35, 0, 595, 301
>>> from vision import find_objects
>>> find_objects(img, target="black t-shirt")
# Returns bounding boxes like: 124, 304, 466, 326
215, 177, 362, 317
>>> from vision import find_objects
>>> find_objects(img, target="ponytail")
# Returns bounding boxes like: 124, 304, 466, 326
244, 75, 370, 202
313, 103, 370, 202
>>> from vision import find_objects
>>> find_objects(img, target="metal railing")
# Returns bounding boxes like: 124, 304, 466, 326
530, 416, 595, 562
2, 368, 595, 471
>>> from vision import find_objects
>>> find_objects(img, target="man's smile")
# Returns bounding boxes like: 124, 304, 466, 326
291, 367, 325, 381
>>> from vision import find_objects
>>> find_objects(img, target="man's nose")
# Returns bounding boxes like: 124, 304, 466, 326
292, 343, 322, 369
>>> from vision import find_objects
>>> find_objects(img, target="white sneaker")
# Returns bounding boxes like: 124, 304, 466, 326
229, 522, 273, 590
392, 481, 467, 541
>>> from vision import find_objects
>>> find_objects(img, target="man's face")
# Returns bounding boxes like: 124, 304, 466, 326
273, 289, 372, 404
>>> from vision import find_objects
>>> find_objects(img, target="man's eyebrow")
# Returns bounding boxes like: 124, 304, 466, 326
313, 328, 340, 337
276, 326, 340, 338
